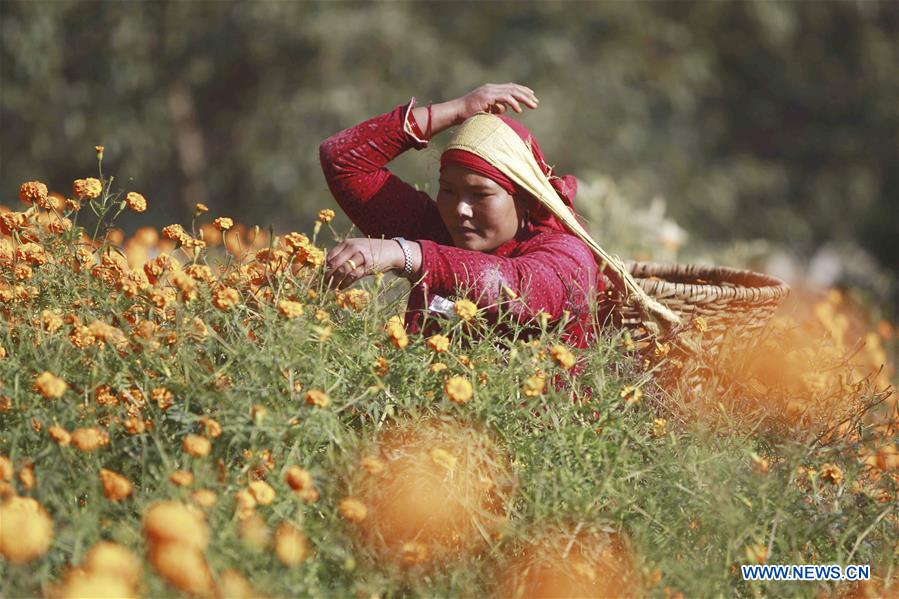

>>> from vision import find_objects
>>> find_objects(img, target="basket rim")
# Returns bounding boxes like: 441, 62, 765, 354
623, 259, 790, 303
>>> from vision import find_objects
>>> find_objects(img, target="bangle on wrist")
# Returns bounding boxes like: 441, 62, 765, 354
425, 102, 433, 139
392, 237, 414, 277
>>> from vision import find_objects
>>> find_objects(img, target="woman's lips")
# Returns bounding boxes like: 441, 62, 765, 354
458, 227, 478, 235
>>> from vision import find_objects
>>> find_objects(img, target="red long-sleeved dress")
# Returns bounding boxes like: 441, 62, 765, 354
319, 98, 606, 356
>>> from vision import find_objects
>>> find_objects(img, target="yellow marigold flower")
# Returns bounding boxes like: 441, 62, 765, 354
213, 217, 233, 231
305, 389, 330, 408
620, 385, 643, 404
551, 344, 576, 369
213, 286, 240, 310
161, 223, 190, 243
650, 418, 668, 439
430, 362, 448, 373
277, 299, 305, 319
34, 371, 68, 399
360, 456, 386, 475
84, 541, 141, 587
143, 500, 209, 549
285, 466, 314, 491
69, 324, 96, 349
820, 463, 844, 485
198, 416, 222, 438
454, 299, 478, 321
317, 208, 335, 223
692, 316, 708, 333
182, 434, 211, 458
374, 356, 389, 377
339, 497, 368, 523
19, 181, 49, 206
248, 480, 276, 506
194, 203, 208, 214
125, 191, 147, 213
427, 334, 450, 353
170, 470, 195, 487
73, 177, 102, 200
444, 376, 473, 404
71, 427, 109, 452
152, 387, 174, 410
522, 374, 546, 397
335, 288, 370, 312
148, 541, 214, 596
191, 489, 217, 509
430, 448, 457, 471
233, 488, 257, 520
275, 523, 308, 566
0, 496, 54, 564
653, 340, 671, 358
16, 242, 47, 266
40, 309, 63, 333
400, 541, 429, 565
99, 468, 132, 502
48, 425, 71, 446
239, 512, 270, 551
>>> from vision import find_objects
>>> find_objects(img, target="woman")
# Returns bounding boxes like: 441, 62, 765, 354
320, 83, 610, 351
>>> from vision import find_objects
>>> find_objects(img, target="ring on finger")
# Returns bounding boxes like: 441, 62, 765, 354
346, 258, 358, 270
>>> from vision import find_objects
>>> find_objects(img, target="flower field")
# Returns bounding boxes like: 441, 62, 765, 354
1, 159, 897, 598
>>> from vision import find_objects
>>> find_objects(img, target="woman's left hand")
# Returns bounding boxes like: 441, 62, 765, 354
325, 238, 404, 289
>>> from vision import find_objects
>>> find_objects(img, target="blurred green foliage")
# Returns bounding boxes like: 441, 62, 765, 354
1, 0, 896, 293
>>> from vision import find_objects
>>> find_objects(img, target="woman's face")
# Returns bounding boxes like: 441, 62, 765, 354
436, 163, 526, 252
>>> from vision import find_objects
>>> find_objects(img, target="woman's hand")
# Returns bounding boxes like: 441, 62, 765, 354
324, 238, 405, 289
453, 83, 539, 123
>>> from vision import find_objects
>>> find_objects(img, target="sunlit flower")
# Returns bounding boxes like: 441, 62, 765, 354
0, 496, 54, 564
430, 362, 448, 373
620, 385, 643, 404
239, 513, 270, 551
400, 541, 429, 565
454, 299, 478, 321
125, 192, 147, 213
317, 208, 335, 223
820, 463, 844, 485
336, 288, 370, 312
19, 181, 49, 206
427, 334, 450, 353
71, 428, 109, 452
198, 417, 222, 438
551, 344, 576, 369
148, 541, 214, 596
650, 418, 668, 439
213, 287, 240, 311
522, 374, 546, 397
339, 497, 368, 523
18, 463, 35, 490
170, 470, 195, 487
48, 425, 71, 446
248, 480, 276, 506
692, 316, 708, 333
194, 203, 208, 214
191, 489, 217, 509
444, 376, 473, 404
275, 523, 308, 566
99, 468, 132, 501
0, 456, 12, 481
34, 371, 67, 399
234, 489, 258, 520
305, 389, 330, 408
213, 217, 233, 231
143, 500, 209, 550
277, 299, 305, 319
73, 178, 102, 200
182, 435, 211, 458
69, 324, 96, 349
83, 541, 142, 587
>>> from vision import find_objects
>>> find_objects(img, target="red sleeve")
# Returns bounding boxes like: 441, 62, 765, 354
318, 98, 451, 243
417, 233, 598, 323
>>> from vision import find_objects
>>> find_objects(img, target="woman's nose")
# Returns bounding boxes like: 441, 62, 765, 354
455, 199, 474, 219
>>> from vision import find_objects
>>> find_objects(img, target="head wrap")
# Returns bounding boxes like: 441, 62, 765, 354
439, 115, 578, 233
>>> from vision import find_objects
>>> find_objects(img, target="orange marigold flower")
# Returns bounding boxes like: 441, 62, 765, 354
339, 497, 368, 523
99, 468, 132, 501
148, 541, 214, 596
430, 362, 448, 373
15, 242, 48, 266
374, 356, 389, 377
317, 208, 335, 223
213, 217, 233, 231
125, 192, 147, 213
19, 180, 49, 206
71, 428, 110, 452
285, 466, 314, 491
275, 523, 308, 566
0, 496, 54, 564
161, 224, 190, 243
550, 344, 576, 370
213, 287, 240, 311
182, 434, 211, 458
305, 389, 330, 408
335, 288, 370, 312
820, 463, 844, 485
73, 177, 103, 200
191, 489, 217, 509
427, 334, 450, 353
199, 417, 222, 438
69, 324, 96, 349
48, 425, 71, 446
277, 299, 305, 319
247, 480, 276, 506
522, 374, 546, 397
385, 315, 409, 349
83, 540, 142, 587
692, 316, 708, 333
170, 470, 195, 487
143, 500, 209, 550
34, 371, 68, 399
444, 376, 473, 404
454, 299, 478, 321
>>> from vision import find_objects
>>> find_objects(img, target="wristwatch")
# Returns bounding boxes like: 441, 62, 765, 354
392, 237, 414, 277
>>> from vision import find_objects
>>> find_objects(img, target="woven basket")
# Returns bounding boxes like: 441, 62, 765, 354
605, 260, 791, 388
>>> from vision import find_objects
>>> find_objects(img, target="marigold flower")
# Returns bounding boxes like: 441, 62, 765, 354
148, 541, 214, 596
275, 523, 308, 566
170, 470, 195, 487
71, 427, 109, 452
317, 208, 335, 223
18, 463, 35, 490
212, 287, 241, 312
213, 217, 233, 231
620, 385, 643, 404
430, 362, 448, 373
238, 513, 270, 551
277, 299, 305, 319
99, 468, 132, 501
248, 480, 276, 506
335, 288, 371, 312
152, 387, 174, 410
650, 418, 668, 439
182, 434, 211, 458
444, 376, 473, 404
19, 181, 49, 206
427, 334, 450, 353
83, 541, 142, 587
551, 344, 576, 369
194, 203, 208, 214
339, 497, 368, 523
124, 191, 147, 213
16, 242, 47, 266
48, 425, 71, 446
143, 500, 209, 550
69, 324, 96, 349
374, 356, 389, 377
198, 416, 222, 438
34, 371, 67, 399
73, 177, 103, 200
820, 463, 844, 485
522, 374, 546, 397
454, 299, 478, 321
191, 489, 217, 509
0, 496, 54, 564
305, 389, 330, 408
361, 456, 386, 475
692, 316, 708, 333
285, 466, 313, 491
